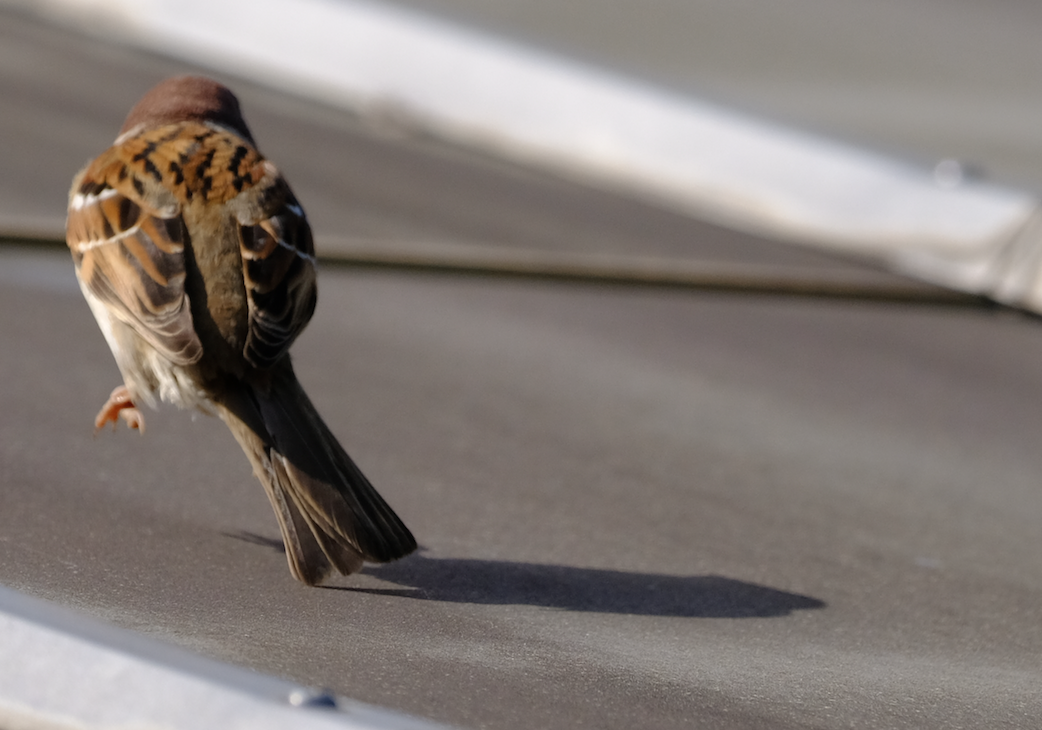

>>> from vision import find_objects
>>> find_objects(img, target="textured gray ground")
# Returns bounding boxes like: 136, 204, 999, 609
1, 8, 1041, 729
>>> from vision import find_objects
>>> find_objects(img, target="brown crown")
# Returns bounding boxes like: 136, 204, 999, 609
119, 75, 255, 144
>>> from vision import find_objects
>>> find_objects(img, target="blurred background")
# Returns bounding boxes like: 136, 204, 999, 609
386, 0, 1042, 190
3, 2, 1042, 729
7, 0, 1042, 298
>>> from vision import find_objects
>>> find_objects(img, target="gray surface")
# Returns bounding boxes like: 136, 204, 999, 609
5, 247, 1042, 729
2, 7, 1042, 730
388, 0, 1042, 193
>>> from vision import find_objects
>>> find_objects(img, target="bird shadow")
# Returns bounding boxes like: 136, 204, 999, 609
225, 530, 286, 553
358, 554, 823, 618
226, 532, 824, 618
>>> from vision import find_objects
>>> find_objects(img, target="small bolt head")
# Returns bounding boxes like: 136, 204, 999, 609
288, 688, 338, 708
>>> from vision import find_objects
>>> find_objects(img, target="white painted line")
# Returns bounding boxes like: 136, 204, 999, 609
0, 585, 451, 730
10, 0, 1042, 308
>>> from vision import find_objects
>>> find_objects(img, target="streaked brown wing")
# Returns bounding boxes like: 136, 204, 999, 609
237, 182, 317, 369
66, 162, 203, 366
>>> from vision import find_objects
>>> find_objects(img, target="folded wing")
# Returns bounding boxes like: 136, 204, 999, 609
66, 158, 203, 366
236, 181, 317, 370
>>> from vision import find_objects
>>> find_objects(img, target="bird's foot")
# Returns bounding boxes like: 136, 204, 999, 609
94, 385, 145, 434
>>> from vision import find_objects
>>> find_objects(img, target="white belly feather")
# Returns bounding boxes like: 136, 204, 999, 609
79, 280, 212, 414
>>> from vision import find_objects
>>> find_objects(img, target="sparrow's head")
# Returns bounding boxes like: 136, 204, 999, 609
120, 75, 256, 144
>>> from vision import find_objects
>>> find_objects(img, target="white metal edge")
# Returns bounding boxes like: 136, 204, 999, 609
28, 0, 1040, 238
16, 0, 1042, 306
0, 585, 451, 730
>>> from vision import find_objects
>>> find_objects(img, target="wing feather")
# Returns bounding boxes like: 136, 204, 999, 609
236, 180, 317, 369
66, 158, 203, 366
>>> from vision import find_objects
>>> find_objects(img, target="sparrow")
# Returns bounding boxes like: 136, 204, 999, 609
65, 76, 416, 585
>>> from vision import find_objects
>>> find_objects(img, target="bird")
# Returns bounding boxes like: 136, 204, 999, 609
65, 75, 417, 585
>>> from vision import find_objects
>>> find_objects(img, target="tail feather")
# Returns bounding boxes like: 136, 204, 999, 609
221, 414, 341, 584
268, 452, 348, 583
216, 361, 415, 585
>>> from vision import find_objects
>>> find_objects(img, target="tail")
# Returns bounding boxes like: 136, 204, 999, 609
216, 360, 416, 585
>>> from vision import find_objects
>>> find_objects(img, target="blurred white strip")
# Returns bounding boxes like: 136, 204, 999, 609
0, 586, 448, 730
18, 0, 1042, 307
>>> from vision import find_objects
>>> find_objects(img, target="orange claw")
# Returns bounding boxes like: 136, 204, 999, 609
94, 385, 145, 434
